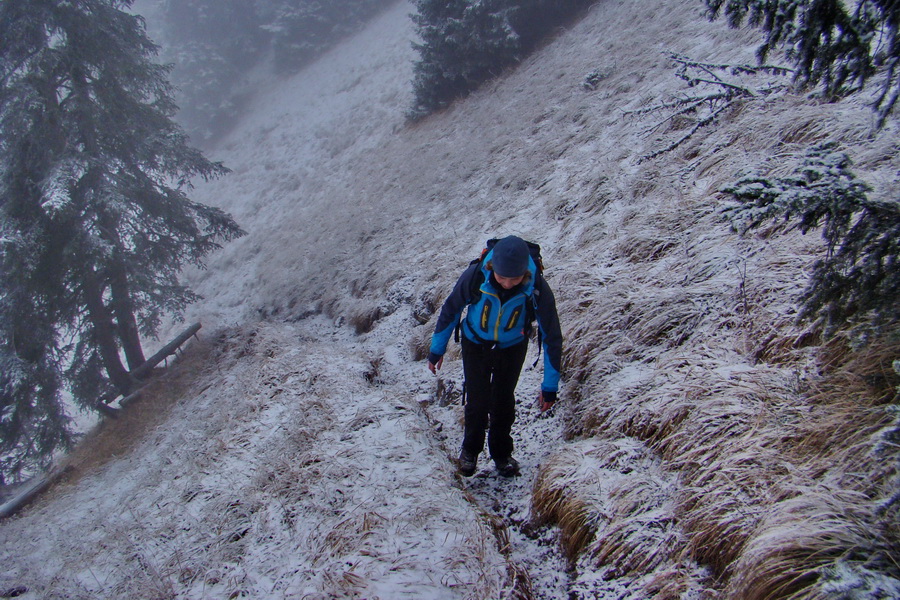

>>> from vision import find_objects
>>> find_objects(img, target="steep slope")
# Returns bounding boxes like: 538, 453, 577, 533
1, 0, 898, 598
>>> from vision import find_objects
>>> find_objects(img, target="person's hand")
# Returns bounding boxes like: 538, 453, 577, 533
428, 356, 444, 374
538, 391, 556, 412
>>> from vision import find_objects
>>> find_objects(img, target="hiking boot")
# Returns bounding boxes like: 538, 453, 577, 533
494, 456, 520, 477
458, 450, 477, 477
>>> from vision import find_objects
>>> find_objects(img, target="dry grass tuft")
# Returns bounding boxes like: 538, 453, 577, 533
726, 489, 875, 600
642, 562, 717, 600
610, 197, 694, 265
580, 374, 692, 449
532, 445, 607, 562
533, 438, 680, 574
588, 477, 680, 579
784, 336, 900, 488
438, 520, 507, 598
658, 335, 900, 594
504, 561, 534, 600
813, 335, 900, 404
348, 303, 386, 334
532, 472, 599, 562
630, 289, 713, 349
675, 444, 783, 576
553, 200, 897, 595
409, 324, 432, 362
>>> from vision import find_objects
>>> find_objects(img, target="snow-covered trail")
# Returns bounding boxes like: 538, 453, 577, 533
2, 308, 567, 598
361, 300, 575, 599
418, 338, 571, 599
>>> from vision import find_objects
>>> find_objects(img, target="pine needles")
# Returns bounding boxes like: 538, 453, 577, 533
723, 142, 900, 339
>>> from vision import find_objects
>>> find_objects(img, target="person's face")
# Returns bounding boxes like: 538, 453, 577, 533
494, 273, 525, 290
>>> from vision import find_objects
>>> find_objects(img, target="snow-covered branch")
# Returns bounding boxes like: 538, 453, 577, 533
624, 52, 790, 161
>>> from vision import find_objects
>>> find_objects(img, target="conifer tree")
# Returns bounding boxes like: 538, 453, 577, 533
410, 0, 521, 118
408, 0, 594, 118
724, 143, 899, 338
267, 0, 394, 73
159, 0, 265, 141
155, 0, 394, 139
705, 0, 900, 126
0, 0, 244, 480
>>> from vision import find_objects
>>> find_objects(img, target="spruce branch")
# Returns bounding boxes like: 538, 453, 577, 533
722, 143, 900, 338
641, 102, 733, 161
704, 0, 900, 127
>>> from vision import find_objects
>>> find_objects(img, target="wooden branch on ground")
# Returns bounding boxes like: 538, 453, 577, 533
129, 322, 201, 381
94, 401, 120, 417
118, 387, 145, 408
112, 322, 201, 410
0, 466, 72, 520
1, 324, 204, 519
97, 322, 201, 412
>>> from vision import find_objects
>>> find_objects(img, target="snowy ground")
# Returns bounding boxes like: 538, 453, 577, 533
2, 0, 898, 598
0, 308, 569, 598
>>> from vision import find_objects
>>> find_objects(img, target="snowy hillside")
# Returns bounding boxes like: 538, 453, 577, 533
2, 0, 899, 598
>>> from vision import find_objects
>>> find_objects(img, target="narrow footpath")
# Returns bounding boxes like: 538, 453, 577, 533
368, 303, 573, 599
421, 358, 571, 600
0, 303, 575, 599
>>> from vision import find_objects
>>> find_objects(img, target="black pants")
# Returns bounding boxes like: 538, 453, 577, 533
461, 336, 528, 461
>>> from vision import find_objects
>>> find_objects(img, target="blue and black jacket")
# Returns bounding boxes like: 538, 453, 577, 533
428, 249, 563, 394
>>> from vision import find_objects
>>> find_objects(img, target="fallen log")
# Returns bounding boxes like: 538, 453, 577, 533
111, 322, 201, 409
0, 467, 72, 520
94, 401, 120, 418
96, 322, 201, 410
118, 387, 144, 408
1, 324, 203, 519
129, 322, 201, 380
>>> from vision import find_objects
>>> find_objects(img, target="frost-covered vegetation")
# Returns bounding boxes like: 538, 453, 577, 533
0, 0, 243, 481
1, 0, 899, 598
723, 143, 900, 339
705, 0, 900, 126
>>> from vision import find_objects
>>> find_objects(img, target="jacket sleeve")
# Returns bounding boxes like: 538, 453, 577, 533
535, 275, 563, 393
428, 263, 477, 363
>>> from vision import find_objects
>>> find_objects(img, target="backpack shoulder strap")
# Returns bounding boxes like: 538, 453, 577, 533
455, 261, 485, 343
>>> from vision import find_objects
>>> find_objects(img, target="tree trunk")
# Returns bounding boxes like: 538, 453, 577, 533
81, 267, 134, 395
108, 264, 145, 370
70, 69, 145, 391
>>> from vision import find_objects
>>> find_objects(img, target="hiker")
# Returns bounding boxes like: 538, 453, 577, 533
427, 236, 563, 477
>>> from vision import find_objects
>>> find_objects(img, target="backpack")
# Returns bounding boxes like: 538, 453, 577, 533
457, 239, 545, 363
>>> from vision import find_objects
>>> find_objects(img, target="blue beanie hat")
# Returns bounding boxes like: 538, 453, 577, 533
491, 236, 530, 277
